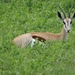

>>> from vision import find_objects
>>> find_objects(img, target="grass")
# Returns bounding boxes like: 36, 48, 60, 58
0, 0, 75, 75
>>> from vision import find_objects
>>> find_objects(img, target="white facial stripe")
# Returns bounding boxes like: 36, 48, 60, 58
63, 18, 72, 33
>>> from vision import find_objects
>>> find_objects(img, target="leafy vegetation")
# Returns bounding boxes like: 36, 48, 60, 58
0, 0, 75, 75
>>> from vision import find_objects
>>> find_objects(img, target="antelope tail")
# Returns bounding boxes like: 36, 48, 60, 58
13, 33, 35, 48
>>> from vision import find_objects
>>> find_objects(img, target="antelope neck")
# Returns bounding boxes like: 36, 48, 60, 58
60, 27, 68, 40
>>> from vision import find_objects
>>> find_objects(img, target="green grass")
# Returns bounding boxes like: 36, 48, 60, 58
0, 0, 75, 75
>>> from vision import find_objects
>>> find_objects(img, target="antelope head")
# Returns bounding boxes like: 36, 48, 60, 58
57, 5, 75, 33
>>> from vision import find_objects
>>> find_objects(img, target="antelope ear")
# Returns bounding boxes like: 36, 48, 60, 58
72, 13, 75, 19
57, 11, 63, 20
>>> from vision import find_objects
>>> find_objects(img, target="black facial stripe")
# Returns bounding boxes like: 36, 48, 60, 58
70, 21, 72, 24
63, 21, 65, 24
65, 25, 67, 28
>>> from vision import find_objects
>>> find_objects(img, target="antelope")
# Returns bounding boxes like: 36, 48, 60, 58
13, 6, 75, 48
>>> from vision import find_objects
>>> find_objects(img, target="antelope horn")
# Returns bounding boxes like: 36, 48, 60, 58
68, 5, 74, 18
58, 5, 66, 18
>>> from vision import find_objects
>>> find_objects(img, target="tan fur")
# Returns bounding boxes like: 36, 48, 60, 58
13, 33, 32, 48
13, 26, 67, 48
60, 27, 67, 40
31, 27, 67, 41
13, 6, 75, 48
31, 32, 61, 41
65, 18, 69, 22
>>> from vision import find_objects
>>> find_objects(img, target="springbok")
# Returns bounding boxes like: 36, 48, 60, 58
13, 6, 75, 48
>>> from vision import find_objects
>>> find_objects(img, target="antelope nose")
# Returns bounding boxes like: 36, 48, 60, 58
67, 30, 70, 33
